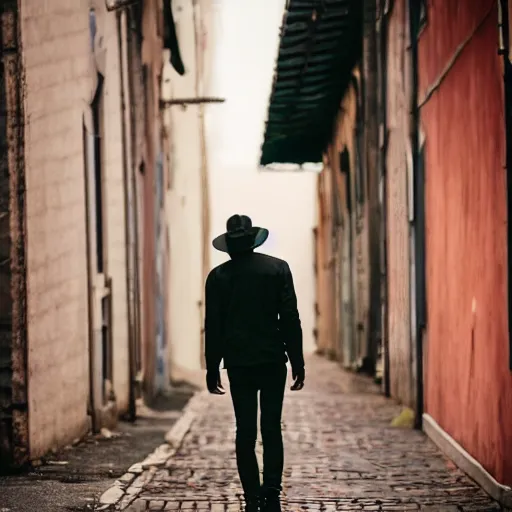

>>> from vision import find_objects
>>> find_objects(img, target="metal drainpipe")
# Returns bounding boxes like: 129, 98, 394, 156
192, 0, 211, 367
408, 0, 425, 430
116, 10, 137, 421
126, 7, 143, 404
498, 0, 512, 371
500, 0, 512, 371
377, 0, 390, 397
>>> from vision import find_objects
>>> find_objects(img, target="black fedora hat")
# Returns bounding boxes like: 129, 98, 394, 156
212, 214, 269, 253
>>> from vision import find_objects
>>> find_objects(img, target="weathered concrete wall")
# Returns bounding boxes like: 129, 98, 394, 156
20, 0, 91, 457
162, 0, 216, 378
385, 0, 413, 407
419, 0, 512, 485
19, 0, 143, 455
164, 0, 205, 376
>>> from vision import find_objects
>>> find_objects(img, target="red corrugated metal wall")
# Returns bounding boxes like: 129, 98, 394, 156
419, 0, 512, 485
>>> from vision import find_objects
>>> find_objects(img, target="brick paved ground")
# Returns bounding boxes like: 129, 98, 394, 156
114, 356, 504, 512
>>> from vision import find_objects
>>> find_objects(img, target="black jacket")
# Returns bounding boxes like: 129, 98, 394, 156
204, 251, 304, 372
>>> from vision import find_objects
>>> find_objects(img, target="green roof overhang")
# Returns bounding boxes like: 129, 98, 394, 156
260, 0, 363, 166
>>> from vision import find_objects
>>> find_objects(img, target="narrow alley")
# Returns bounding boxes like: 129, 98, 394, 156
98, 356, 501, 512
1, 0, 512, 511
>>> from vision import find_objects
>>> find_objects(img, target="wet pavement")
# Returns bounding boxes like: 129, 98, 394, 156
102, 356, 504, 512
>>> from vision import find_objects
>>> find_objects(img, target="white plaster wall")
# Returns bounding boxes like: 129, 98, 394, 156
164, 0, 205, 376
206, 0, 317, 354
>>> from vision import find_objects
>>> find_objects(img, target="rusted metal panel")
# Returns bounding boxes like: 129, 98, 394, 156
419, 0, 512, 485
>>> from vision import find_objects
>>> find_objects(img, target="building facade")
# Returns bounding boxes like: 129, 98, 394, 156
262, 0, 512, 503
418, 0, 512, 490
163, 0, 215, 380
0, 0, 174, 469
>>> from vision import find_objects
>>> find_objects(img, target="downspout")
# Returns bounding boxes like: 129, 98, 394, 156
192, 0, 210, 367
377, 0, 390, 396
362, 0, 380, 375
408, 0, 425, 429
498, 0, 512, 371
82, 118, 96, 431
126, 7, 143, 400
116, 10, 136, 421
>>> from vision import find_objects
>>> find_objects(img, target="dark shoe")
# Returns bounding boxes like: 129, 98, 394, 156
262, 491, 281, 512
244, 496, 260, 512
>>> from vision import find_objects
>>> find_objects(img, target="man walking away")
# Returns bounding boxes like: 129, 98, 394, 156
204, 214, 305, 512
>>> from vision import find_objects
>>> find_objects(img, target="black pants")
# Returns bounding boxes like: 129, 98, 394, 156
227, 363, 287, 499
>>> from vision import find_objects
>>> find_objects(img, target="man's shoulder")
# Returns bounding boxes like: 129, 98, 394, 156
254, 252, 289, 270
207, 260, 231, 281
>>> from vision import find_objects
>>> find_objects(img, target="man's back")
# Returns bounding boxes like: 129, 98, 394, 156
206, 215, 305, 511
205, 252, 303, 370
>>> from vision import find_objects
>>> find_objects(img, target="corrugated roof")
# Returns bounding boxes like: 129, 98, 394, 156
260, 0, 363, 166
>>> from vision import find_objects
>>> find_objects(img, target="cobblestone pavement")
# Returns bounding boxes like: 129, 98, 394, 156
107, 356, 504, 512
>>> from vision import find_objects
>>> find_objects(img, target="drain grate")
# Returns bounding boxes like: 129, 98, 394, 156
58, 474, 98, 484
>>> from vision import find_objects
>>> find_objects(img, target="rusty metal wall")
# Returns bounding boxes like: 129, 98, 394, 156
419, 0, 512, 485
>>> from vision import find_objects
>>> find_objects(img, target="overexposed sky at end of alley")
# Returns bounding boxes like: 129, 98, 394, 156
205, 0, 286, 171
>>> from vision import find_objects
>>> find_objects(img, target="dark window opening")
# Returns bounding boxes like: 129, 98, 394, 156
101, 288, 113, 402
354, 123, 365, 206
91, 73, 105, 274
340, 147, 352, 214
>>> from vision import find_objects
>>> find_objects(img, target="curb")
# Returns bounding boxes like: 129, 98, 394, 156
98, 391, 209, 511
423, 413, 512, 509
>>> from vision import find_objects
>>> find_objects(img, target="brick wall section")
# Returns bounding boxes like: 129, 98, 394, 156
19, 0, 91, 457
92, 0, 130, 414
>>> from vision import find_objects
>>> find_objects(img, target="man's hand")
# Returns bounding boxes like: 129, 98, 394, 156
290, 366, 305, 391
206, 369, 225, 395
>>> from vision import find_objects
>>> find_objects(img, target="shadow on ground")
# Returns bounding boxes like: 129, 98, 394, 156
0, 386, 195, 512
